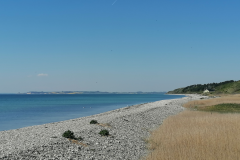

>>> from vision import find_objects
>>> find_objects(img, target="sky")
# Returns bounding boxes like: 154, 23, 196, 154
0, 0, 240, 93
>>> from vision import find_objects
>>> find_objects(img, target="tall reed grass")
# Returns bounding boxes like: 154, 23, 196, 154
145, 110, 240, 160
184, 94, 240, 109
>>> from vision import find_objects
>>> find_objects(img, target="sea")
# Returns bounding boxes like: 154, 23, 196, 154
0, 94, 185, 131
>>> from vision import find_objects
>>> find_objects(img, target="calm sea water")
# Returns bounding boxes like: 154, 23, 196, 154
0, 94, 184, 131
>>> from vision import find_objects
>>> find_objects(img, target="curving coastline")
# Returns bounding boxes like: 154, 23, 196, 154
0, 94, 205, 160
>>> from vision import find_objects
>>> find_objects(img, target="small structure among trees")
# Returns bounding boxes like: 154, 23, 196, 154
203, 89, 210, 93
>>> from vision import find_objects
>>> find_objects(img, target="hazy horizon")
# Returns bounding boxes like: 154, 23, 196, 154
0, 91, 167, 94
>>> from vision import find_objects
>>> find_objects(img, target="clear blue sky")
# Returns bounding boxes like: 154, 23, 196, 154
1, 0, 240, 93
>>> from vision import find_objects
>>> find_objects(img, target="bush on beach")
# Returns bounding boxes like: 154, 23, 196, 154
62, 130, 83, 141
99, 129, 109, 136
90, 120, 98, 124
62, 130, 76, 139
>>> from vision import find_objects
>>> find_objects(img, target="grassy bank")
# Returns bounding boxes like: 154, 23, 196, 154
145, 94, 240, 160
183, 94, 240, 110
197, 103, 240, 113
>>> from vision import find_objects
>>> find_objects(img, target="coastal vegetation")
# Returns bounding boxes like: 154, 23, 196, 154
195, 103, 240, 113
62, 130, 83, 141
167, 80, 240, 94
62, 121, 110, 146
145, 94, 240, 160
183, 94, 240, 111
62, 130, 76, 139
99, 129, 109, 136
145, 110, 240, 160
90, 120, 98, 124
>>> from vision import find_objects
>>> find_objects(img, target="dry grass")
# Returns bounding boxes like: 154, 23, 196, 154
145, 110, 240, 160
184, 94, 240, 109
69, 139, 88, 147
97, 123, 111, 128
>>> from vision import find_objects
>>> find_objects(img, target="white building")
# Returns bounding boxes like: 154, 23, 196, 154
203, 89, 210, 93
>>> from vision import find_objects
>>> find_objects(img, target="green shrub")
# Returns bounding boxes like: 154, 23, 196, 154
62, 130, 76, 139
90, 120, 98, 124
99, 129, 109, 136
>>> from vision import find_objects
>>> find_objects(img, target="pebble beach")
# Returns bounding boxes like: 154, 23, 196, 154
0, 94, 205, 160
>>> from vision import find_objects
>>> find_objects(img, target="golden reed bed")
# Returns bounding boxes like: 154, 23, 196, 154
145, 94, 240, 160
183, 94, 240, 109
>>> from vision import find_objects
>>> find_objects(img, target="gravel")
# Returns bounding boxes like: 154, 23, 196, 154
0, 94, 206, 160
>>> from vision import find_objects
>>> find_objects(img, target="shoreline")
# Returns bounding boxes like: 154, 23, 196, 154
0, 94, 206, 160
0, 93, 182, 131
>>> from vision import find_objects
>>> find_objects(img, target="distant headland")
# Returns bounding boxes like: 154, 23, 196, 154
167, 80, 240, 94
20, 91, 166, 95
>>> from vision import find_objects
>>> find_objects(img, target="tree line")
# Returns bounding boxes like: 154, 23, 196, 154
182, 80, 235, 93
